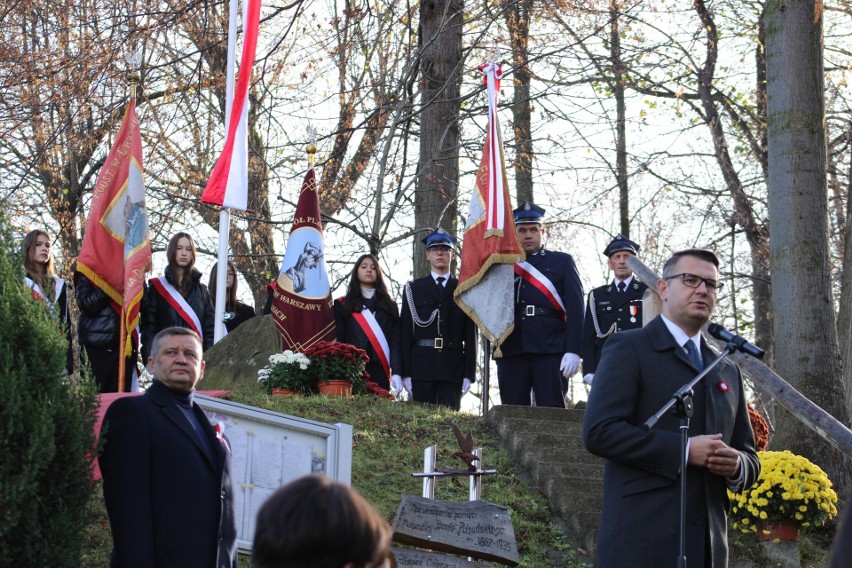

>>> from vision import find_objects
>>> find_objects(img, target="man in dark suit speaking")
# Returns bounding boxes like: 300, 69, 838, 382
583, 249, 759, 567
100, 327, 237, 568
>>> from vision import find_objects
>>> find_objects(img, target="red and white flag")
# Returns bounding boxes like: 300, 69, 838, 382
200, 0, 261, 211
76, 99, 152, 358
453, 63, 524, 349
269, 168, 335, 351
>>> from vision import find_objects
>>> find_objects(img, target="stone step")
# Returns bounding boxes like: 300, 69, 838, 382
491, 417, 585, 441
486, 404, 586, 424
531, 461, 604, 483
546, 479, 604, 515
505, 431, 586, 455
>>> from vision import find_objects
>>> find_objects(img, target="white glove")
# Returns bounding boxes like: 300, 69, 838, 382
560, 353, 580, 378
461, 378, 472, 395
583, 373, 594, 386
402, 377, 413, 394
391, 374, 403, 393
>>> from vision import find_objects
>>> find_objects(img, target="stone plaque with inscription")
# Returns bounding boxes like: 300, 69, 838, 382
391, 547, 490, 567
391, 495, 519, 566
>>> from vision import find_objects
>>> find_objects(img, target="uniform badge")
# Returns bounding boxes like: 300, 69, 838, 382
629, 304, 638, 323
717, 380, 729, 393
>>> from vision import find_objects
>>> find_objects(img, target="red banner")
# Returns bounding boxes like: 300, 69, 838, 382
77, 100, 151, 354
270, 168, 335, 351
454, 63, 524, 349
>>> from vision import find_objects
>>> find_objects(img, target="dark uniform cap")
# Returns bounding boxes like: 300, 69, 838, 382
422, 227, 458, 249
513, 202, 545, 225
603, 234, 640, 257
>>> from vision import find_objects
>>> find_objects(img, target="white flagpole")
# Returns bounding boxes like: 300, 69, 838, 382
213, 0, 239, 343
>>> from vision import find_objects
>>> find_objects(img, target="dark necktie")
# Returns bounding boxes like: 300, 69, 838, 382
617, 281, 626, 293
684, 340, 703, 371
436, 276, 445, 288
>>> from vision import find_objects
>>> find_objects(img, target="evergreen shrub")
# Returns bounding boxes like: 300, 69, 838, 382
0, 216, 99, 567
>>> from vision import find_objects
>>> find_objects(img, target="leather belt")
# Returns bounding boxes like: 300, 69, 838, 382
415, 338, 462, 350
517, 304, 561, 319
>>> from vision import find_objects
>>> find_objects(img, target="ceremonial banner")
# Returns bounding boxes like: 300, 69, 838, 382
270, 168, 335, 351
76, 99, 152, 356
200, 0, 261, 211
454, 63, 524, 349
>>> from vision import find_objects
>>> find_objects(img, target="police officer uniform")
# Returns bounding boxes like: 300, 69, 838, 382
580, 234, 648, 381
497, 203, 584, 407
399, 228, 476, 409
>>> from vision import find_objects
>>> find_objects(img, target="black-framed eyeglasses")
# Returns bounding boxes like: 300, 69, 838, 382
664, 273, 724, 293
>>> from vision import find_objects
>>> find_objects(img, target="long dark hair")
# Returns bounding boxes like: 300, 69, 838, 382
166, 232, 196, 297
208, 260, 238, 311
23, 229, 55, 298
340, 254, 397, 319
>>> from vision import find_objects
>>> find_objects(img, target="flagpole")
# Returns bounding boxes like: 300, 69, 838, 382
213, 0, 239, 343
116, 58, 142, 392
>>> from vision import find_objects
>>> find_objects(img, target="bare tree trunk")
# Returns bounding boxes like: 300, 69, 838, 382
609, 0, 629, 237
766, 0, 851, 496
837, 121, 852, 420
414, 0, 464, 278
693, 0, 774, 361
503, 0, 534, 205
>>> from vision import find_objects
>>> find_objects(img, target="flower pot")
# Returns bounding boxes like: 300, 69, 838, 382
757, 520, 799, 542
318, 380, 352, 397
271, 388, 298, 397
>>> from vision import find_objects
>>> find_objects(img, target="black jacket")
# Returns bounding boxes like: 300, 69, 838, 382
76, 273, 120, 349
334, 295, 401, 389
225, 301, 256, 333
141, 267, 214, 360
399, 276, 476, 383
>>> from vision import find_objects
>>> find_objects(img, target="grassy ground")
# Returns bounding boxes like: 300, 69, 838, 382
83, 391, 591, 567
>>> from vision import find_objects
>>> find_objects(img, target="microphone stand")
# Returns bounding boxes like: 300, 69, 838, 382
643, 339, 739, 568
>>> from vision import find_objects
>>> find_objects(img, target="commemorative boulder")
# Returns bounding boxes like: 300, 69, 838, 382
202, 314, 282, 390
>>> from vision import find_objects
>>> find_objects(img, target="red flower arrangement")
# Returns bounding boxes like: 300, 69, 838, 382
303, 341, 370, 394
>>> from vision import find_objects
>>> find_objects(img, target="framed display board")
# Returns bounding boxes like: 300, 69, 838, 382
196, 394, 353, 552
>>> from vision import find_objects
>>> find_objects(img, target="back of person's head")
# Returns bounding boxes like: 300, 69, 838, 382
252, 475, 391, 568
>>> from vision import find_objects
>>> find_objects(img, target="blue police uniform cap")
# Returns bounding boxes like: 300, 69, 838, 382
513, 202, 545, 224
422, 227, 457, 249
603, 234, 640, 257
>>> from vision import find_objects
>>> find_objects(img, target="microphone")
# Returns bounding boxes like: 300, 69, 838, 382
707, 323, 765, 359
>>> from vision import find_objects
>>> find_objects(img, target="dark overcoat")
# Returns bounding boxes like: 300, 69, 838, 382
583, 316, 759, 568
399, 276, 476, 384
99, 383, 238, 568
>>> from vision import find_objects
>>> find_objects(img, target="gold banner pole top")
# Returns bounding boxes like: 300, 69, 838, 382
126, 48, 143, 101
306, 125, 318, 169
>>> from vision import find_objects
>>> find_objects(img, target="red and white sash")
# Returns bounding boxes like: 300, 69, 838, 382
352, 309, 391, 379
149, 276, 202, 336
25, 275, 64, 307
514, 262, 566, 320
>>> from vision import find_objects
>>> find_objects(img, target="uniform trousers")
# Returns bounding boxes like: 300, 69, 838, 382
496, 353, 565, 408
412, 381, 461, 410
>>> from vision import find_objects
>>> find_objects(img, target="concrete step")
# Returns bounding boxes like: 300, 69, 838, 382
486, 404, 586, 424
531, 461, 604, 483
486, 404, 604, 562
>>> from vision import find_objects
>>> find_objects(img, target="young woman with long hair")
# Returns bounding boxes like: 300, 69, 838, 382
333, 254, 400, 391
208, 260, 256, 333
141, 232, 214, 361
23, 229, 72, 372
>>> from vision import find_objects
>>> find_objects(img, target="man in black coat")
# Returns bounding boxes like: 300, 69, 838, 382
99, 327, 238, 568
580, 234, 648, 385
497, 202, 584, 407
399, 228, 476, 409
583, 249, 759, 568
